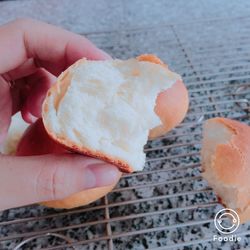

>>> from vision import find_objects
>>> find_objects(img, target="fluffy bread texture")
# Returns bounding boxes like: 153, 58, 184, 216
202, 117, 250, 223
42, 55, 183, 172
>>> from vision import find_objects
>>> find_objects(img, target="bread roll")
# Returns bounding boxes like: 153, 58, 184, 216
201, 117, 250, 223
16, 118, 121, 209
42, 54, 186, 173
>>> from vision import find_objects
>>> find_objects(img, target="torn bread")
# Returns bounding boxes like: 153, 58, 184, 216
201, 117, 250, 223
42, 55, 183, 172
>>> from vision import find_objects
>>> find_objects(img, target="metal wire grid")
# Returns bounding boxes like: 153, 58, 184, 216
1, 16, 250, 250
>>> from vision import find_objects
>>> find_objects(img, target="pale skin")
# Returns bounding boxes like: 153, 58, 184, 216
0, 19, 120, 210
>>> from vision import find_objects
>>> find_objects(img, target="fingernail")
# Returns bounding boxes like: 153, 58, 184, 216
84, 163, 120, 188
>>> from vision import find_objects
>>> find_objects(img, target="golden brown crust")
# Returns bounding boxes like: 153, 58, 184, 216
136, 54, 167, 67
41, 179, 120, 209
203, 117, 250, 223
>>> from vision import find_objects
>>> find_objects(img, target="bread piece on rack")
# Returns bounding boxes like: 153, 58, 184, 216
202, 117, 250, 223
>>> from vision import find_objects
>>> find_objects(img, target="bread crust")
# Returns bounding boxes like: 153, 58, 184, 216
202, 117, 250, 223
41, 182, 120, 209
137, 54, 166, 66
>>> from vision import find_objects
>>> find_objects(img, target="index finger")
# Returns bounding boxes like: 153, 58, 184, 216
0, 18, 111, 76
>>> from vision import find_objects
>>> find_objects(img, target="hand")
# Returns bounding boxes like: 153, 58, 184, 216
0, 19, 120, 210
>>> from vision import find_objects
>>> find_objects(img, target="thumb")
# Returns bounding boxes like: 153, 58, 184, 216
0, 154, 120, 210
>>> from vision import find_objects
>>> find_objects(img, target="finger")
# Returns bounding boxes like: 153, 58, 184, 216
2, 59, 38, 81
0, 18, 111, 76
21, 69, 56, 123
0, 76, 12, 144
0, 154, 120, 210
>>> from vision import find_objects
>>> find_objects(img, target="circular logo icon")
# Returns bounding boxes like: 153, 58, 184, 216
214, 208, 240, 234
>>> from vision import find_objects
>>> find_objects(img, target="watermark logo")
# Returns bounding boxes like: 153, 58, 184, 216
213, 208, 241, 242
214, 208, 240, 234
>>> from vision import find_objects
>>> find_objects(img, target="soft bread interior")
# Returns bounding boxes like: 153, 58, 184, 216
43, 58, 181, 171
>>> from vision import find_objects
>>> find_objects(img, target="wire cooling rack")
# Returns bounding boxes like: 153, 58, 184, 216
1, 16, 250, 250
